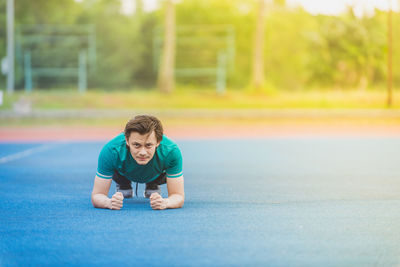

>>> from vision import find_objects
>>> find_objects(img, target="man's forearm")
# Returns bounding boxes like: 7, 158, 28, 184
166, 194, 184, 209
92, 193, 111, 209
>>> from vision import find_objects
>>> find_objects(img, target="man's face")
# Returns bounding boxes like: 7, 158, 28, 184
126, 131, 160, 165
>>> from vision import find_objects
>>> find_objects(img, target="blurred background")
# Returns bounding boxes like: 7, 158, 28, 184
0, 0, 399, 133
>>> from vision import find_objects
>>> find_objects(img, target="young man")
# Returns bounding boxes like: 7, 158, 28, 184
91, 115, 184, 210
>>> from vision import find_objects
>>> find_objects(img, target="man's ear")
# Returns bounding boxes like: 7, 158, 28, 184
125, 137, 129, 147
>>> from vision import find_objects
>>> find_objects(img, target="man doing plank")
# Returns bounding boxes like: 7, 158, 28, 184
91, 115, 184, 210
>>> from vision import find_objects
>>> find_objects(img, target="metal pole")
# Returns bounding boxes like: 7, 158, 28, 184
7, 0, 15, 94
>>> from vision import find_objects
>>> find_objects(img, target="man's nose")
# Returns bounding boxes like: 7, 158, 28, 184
139, 148, 147, 155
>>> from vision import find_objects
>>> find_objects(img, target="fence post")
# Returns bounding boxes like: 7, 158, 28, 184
24, 51, 32, 92
78, 51, 87, 93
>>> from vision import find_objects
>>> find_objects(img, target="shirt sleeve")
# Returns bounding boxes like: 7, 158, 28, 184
166, 146, 183, 178
96, 145, 115, 179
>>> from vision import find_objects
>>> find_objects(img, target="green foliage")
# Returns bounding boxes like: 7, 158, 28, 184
307, 9, 386, 88
76, 0, 147, 88
0, 0, 396, 90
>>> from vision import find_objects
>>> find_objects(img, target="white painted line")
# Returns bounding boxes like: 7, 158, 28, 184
0, 143, 63, 164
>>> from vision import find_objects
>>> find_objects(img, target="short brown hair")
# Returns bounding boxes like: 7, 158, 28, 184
124, 115, 163, 142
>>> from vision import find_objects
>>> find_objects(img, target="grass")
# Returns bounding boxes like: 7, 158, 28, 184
1, 87, 399, 127
1, 87, 399, 110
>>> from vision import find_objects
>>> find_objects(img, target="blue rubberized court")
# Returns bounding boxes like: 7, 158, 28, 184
1, 137, 400, 266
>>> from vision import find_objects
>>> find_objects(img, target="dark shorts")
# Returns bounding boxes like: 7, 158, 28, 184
112, 171, 167, 190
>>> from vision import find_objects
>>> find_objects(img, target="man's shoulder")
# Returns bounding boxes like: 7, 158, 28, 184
160, 135, 179, 150
106, 132, 125, 145
158, 135, 183, 173
158, 135, 181, 157
102, 133, 126, 153
158, 135, 182, 162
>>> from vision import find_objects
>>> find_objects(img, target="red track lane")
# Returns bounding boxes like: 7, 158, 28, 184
1, 125, 400, 142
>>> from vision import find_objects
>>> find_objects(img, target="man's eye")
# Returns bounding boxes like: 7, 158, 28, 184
134, 144, 141, 148
146, 144, 152, 148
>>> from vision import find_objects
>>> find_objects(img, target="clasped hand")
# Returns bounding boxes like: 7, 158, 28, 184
109, 192, 167, 210
150, 192, 168, 210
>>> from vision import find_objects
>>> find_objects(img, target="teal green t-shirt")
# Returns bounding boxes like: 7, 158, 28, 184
96, 133, 183, 183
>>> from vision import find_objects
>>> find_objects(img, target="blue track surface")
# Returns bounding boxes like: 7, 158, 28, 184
1, 138, 400, 266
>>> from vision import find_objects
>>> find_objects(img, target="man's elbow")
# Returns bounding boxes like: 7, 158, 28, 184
91, 193, 97, 208
91, 192, 106, 208
168, 193, 184, 209
177, 194, 185, 208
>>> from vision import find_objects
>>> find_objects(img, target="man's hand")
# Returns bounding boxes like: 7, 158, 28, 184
110, 192, 124, 210
150, 192, 168, 210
